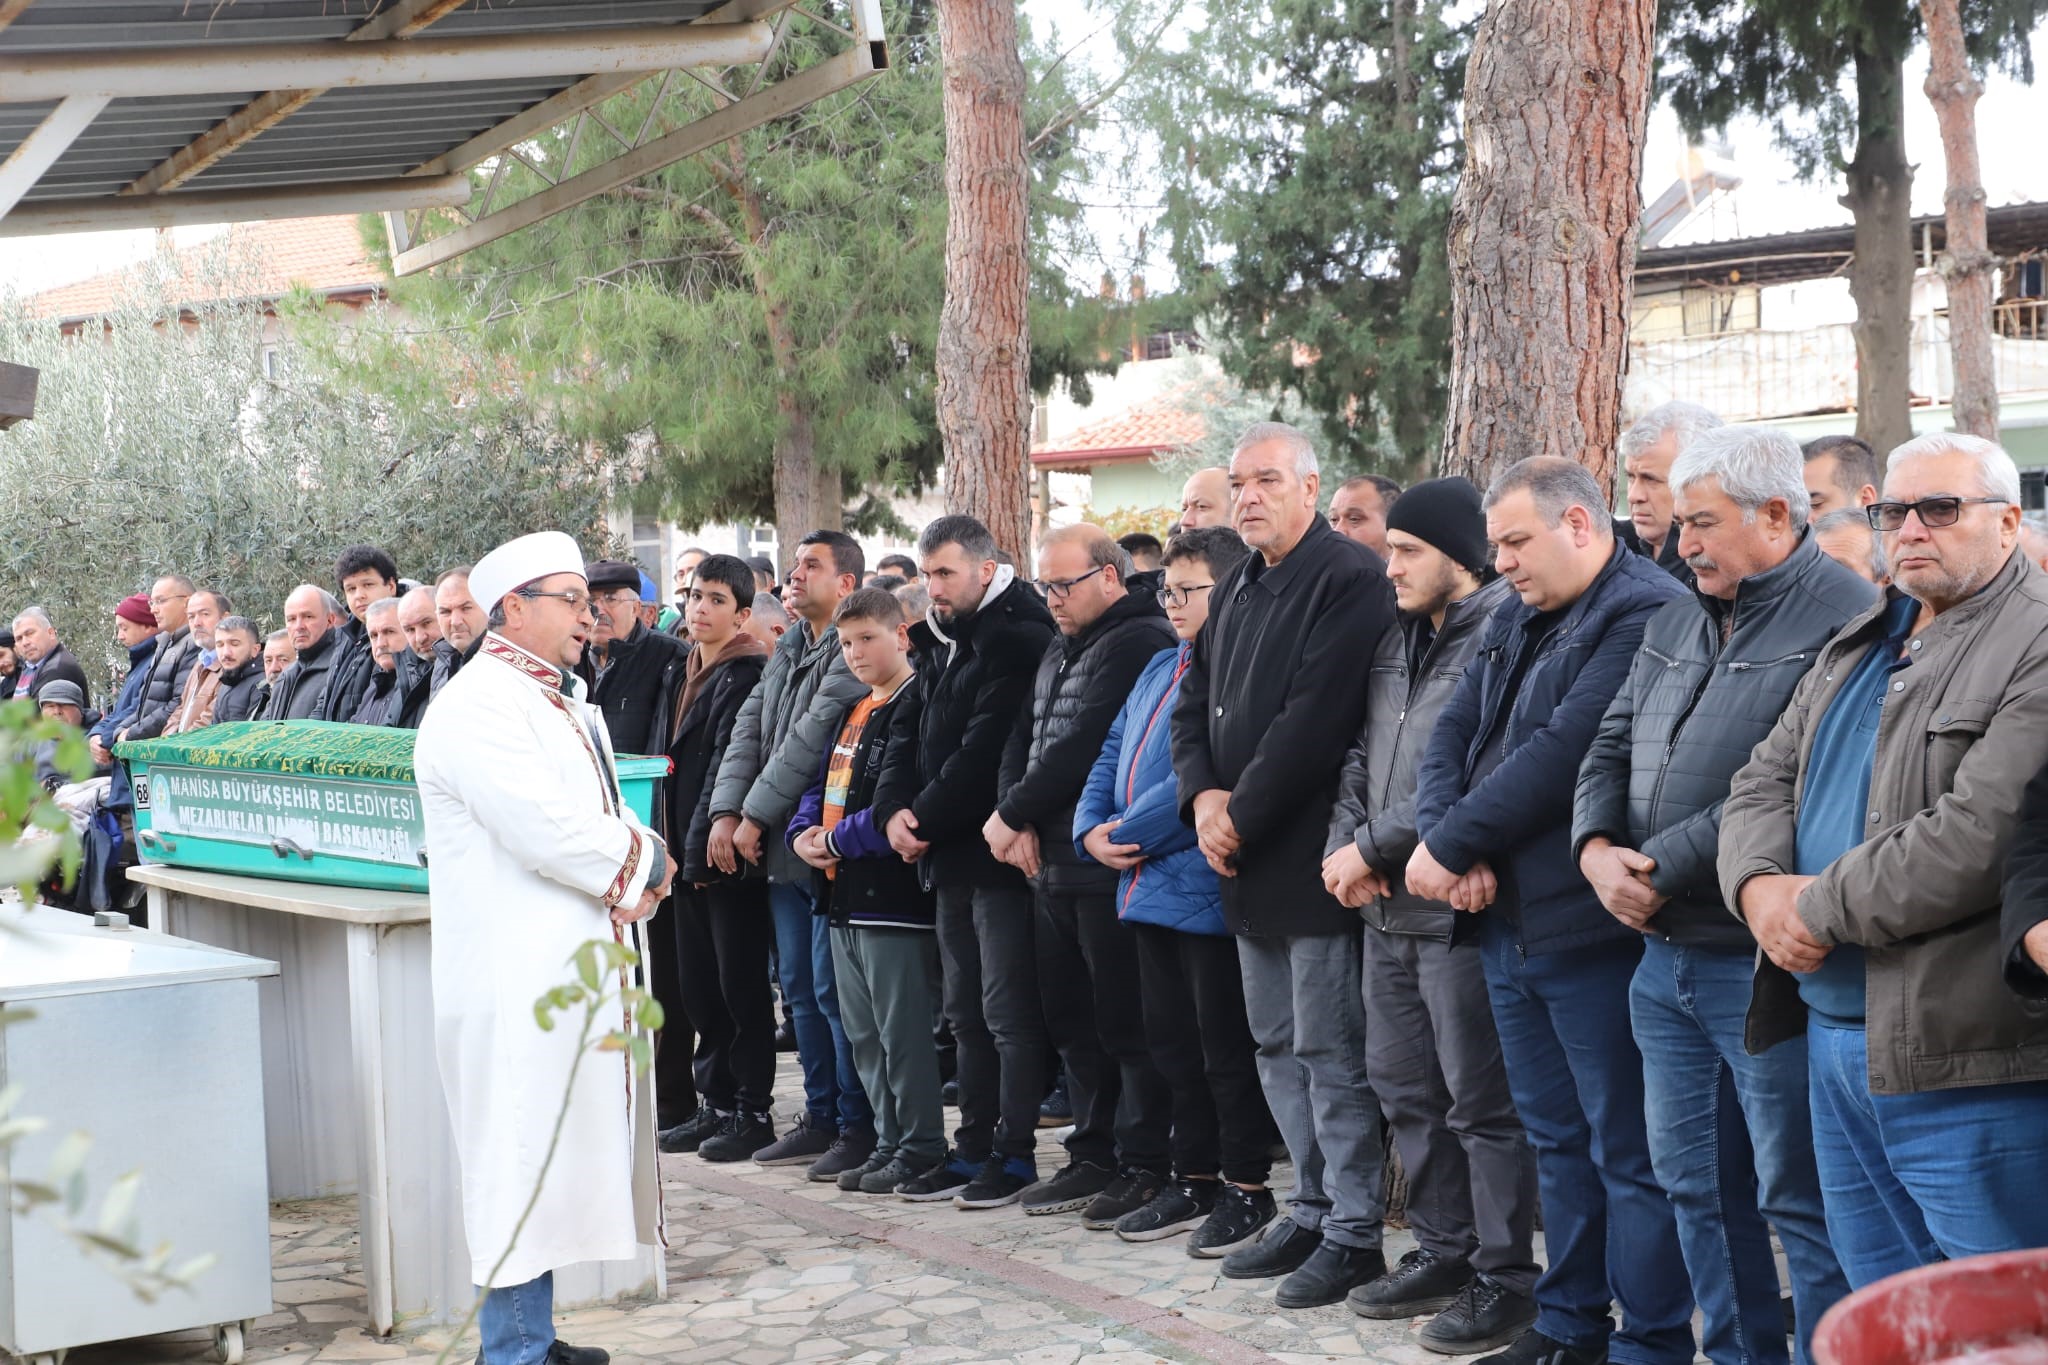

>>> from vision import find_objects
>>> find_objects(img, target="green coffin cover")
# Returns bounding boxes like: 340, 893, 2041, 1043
117, 721, 669, 893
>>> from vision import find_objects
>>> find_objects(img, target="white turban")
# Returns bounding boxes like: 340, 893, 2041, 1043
469, 531, 586, 615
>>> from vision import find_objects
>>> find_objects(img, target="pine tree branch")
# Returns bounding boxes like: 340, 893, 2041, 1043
1028, 0, 1187, 157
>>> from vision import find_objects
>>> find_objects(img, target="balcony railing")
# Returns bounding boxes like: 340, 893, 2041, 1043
1628, 298, 2048, 423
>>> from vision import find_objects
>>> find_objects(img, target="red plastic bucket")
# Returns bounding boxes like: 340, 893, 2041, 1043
1814, 1250, 2048, 1365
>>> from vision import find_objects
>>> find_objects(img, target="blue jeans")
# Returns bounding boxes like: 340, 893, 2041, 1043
478, 1271, 553, 1365
768, 881, 871, 1130
1480, 924, 1694, 1365
1632, 940, 1847, 1365
1808, 1020, 2048, 1289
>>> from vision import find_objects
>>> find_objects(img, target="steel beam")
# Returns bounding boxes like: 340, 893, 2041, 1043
0, 23, 777, 103
122, 0, 489, 198
391, 41, 878, 275
0, 95, 110, 219
0, 174, 472, 236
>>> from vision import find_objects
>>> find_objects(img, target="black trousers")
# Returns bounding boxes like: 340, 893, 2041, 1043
1131, 920, 1278, 1185
935, 880, 1046, 1161
1036, 886, 1173, 1175
646, 898, 699, 1128
674, 880, 777, 1114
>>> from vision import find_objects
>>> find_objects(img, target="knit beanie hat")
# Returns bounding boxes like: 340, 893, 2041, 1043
1385, 476, 1490, 575
114, 593, 156, 627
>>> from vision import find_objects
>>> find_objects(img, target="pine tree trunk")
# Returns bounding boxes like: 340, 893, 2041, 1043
1923, 0, 1999, 440
771, 397, 842, 550
935, 0, 1032, 560
1438, 0, 1656, 492
1844, 31, 1916, 458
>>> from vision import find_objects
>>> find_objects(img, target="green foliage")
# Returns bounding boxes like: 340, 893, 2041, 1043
1659, 0, 2044, 177
0, 698, 91, 899
342, 2, 1127, 536
1135, 0, 1467, 476
0, 250, 616, 699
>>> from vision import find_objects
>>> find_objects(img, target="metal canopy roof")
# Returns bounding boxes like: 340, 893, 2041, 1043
0, 0, 886, 273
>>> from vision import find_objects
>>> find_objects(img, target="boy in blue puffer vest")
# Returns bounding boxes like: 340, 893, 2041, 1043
1073, 525, 1280, 1256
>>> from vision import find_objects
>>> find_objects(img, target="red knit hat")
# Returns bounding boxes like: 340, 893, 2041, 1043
114, 593, 155, 627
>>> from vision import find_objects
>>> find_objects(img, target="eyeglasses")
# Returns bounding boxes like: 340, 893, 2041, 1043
148, 592, 190, 606
1035, 565, 1107, 600
1866, 496, 2009, 531
518, 588, 594, 615
1156, 582, 1215, 608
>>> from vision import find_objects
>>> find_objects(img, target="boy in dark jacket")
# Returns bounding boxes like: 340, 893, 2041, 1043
786, 589, 938, 1196
658, 554, 776, 1164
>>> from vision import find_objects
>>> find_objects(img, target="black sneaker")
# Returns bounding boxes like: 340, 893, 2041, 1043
1221, 1217, 1321, 1280
836, 1151, 893, 1192
697, 1110, 774, 1163
955, 1155, 1036, 1209
1189, 1183, 1276, 1259
1422, 1276, 1543, 1357
657, 1108, 725, 1155
897, 1153, 979, 1202
546, 1343, 609, 1365
1348, 1247, 1474, 1319
858, 1155, 921, 1194
1276, 1241, 1387, 1309
1019, 1160, 1113, 1216
1038, 1080, 1072, 1127
750, 1112, 835, 1167
1083, 1167, 1168, 1231
806, 1126, 876, 1183
1473, 1328, 1605, 1365
1115, 1180, 1216, 1242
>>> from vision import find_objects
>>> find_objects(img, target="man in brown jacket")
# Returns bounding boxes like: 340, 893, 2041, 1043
1718, 432, 2048, 1291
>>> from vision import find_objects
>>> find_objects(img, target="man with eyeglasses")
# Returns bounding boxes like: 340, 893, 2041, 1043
1171, 422, 1398, 1310
985, 524, 1175, 1224
418, 531, 672, 1365
117, 575, 201, 742
1723, 432, 2048, 1287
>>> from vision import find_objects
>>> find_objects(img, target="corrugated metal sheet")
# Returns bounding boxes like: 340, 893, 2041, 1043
3, 0, 721, 205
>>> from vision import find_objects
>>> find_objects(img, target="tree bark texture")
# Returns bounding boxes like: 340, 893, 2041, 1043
1923, 0, 1999, 440
1438, 0, 1656, 493
935, 0, 1033, 560
1844, 27, 1916, 458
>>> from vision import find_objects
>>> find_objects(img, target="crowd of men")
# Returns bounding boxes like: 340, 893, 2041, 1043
20, 401, 2048, 1365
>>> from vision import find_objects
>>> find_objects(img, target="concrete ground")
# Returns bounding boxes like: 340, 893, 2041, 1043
49, 1055, 1544, 1365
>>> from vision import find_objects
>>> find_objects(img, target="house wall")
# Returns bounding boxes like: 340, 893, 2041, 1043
1084, 461, 1180, 518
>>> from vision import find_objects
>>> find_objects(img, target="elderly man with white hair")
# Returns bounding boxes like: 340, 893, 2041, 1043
1575, 425, 1869, 1365
1723, 431, 2048, 1290
1620, 401, 1725, 584
11, 604, 91, 706
416, 531, 674, 1365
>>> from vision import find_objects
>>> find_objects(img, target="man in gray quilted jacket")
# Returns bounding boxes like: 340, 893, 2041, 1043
707, 530, 870, 1176
1574, 426, 1870, 1365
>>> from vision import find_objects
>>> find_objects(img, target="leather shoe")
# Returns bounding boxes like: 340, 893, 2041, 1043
1275, 1242, 1388, 1309
1220, 1217, 1321, 1280
548, 1342, 610, 1364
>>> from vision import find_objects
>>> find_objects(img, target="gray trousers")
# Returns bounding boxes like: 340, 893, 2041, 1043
1238, 929, 1385, 1250
1365, 927, 1539, 1294
831, 925, 947, 1168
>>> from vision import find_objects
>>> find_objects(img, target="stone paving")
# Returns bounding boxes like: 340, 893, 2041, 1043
47, 1058, 1526, 1365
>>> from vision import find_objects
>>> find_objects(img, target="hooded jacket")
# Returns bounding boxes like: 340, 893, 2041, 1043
1573, 532, 1875, 947
262, 625, 342, 720
1169, 517, 1396, 936
709, 614, 867, 884
671, 643, 769, 884
1414, 540, 1688, 956
1327, 575, 1516, 939
1000, 589, 1174, 892
873, 571, 1057, 892
1074, 641, 1224, 935
211, 658, 267, 724
788, 681, 933, 928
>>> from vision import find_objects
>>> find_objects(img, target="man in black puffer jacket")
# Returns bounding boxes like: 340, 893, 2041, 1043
1573, 427, 1868, 1365
210, 617, 268, 724
873, 515, 1056, 1207
988, 524, 1175, 1225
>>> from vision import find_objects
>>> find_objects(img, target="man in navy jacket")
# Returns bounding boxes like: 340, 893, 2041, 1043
1412, 457, 1694, 1365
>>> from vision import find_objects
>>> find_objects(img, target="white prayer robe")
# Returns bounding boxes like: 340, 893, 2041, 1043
416, 633, 667, 1287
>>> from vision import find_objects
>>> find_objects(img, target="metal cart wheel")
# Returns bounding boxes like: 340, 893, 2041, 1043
213, 1320, 245, 1364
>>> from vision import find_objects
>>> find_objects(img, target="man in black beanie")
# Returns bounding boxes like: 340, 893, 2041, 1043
1322, 476, 1541, 1353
